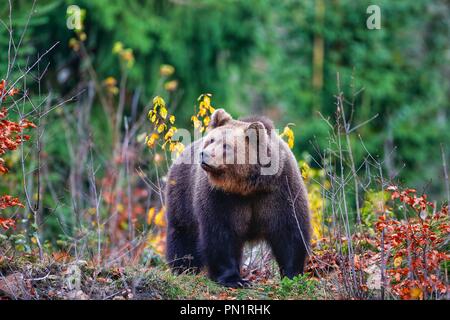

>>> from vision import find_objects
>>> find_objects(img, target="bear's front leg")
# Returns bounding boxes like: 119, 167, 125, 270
197, 203, 249, 288
201, 226, 248, 288
166, 223, 203, 274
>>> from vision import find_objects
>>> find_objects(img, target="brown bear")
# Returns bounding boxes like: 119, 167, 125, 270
165, 108, 310, 287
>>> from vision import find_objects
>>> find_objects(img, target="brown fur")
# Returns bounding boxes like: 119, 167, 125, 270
165, 109, 311, 287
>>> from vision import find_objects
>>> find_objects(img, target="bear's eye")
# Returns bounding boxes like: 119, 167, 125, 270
210, 138, 215, 144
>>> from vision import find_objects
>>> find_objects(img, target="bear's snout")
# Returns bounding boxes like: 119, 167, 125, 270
200, 150, 210, 163
200, 150, 216, 172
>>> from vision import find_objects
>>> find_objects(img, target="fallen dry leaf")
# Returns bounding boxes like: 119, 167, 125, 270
0, 273, 29, 299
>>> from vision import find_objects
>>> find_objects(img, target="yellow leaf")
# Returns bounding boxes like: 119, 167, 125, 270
280, 125, 295, 149
69, 38, 80, 51
160, 107, 168, 119
160, 64, 175, 77
112, 41, 123, 54
169, 115, 175, 124
120, 49, 135, 68
410, 287, 423, 300
157, 124, 166, 133
199, 107, 207, 117
192, 116, 201, 128
169, 142, 185, 158
147, 233, 165, 255
103, 77, 117, 87
164, 130, 174, 140
176, 142, 184, 152
148, 207, 166, 227
152, 96, 165, 108
288, 138, 294, 149
107, 87, 119, 95
147, 207, 155, 225
393, 256, 403, 268
285, 127, 294, 138
155, 208, 166, 227
146, 133, 159, 148
78, 32, 87, 42
121, 49, 133, 61
164, 80, 178, 91
300, 161, 311, 180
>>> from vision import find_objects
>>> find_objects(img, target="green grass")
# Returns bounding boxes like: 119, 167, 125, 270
0, 252, 325, 300
135, 267, 322, 300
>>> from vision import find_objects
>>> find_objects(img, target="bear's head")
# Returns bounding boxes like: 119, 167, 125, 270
199, 109, 277, 195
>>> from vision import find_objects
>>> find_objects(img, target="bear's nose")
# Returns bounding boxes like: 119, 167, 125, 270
200, 151, 209, 163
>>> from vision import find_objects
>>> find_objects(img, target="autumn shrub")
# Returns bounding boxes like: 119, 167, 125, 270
0, 80, 35, 232
376, 186, 449, 300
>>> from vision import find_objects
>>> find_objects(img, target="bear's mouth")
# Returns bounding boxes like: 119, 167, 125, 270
201, 162, 221, 173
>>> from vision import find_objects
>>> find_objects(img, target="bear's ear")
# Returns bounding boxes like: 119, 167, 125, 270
209, 109, 232, 129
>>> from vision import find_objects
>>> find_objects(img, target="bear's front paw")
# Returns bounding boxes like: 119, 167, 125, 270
219, 278, 252, 288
